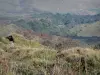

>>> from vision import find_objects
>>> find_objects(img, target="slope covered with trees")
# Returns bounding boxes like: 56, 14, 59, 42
12, 13, 100, 36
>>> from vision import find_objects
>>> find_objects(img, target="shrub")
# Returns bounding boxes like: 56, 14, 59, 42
94, 43, 100, 49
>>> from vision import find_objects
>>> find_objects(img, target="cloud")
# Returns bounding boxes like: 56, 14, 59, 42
0, 0, 21, 12
0, 0, 99, 13
33, 0, 100, 13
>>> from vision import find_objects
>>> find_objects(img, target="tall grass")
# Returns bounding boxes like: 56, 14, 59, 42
0, 34, 100, 75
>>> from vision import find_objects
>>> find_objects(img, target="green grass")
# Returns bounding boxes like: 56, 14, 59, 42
0, 33, 57, 75
12, 33, 42, 48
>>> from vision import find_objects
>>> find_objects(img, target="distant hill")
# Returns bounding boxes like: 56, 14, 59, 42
0, 10, 100, 37
89, 8, 100, 14
11, 13, 100, 36
69, 21, 100, 37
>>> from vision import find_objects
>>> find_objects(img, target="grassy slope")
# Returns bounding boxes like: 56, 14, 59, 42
0, 33, 100, 75
0, 33, 57, 75
69, 21, 100, 37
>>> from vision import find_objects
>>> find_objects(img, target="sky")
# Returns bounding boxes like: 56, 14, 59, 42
33, 0, 100, 13
0, 0, 100, 13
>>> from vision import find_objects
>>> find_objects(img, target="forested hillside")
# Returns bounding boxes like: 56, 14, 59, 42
69, 21, 100, 37
11, 13, 100, 36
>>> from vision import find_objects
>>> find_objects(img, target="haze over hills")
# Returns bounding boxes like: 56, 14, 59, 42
69, 21, 100, 37
0, 0, 100, 16
0, 0, 100, 75
0, 0, 100, 44
0, 11, 100, 37
0, 0, 46, 17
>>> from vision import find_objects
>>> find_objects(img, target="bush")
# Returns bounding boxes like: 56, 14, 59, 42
94, 43, 100, 49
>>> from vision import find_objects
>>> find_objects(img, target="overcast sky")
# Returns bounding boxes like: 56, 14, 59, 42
32, 0, 100, 13
0, 0, 100, 13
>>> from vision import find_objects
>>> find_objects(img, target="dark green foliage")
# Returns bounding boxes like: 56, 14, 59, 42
63, 13, 100, 25
12, 13, 100, 36
13, 19, 32, 30
94, 43, 100, 49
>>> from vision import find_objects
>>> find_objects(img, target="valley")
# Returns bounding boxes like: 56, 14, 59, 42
0, 2, 100, 74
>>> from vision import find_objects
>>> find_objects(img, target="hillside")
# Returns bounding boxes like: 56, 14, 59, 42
0, 23, 81, 47
10, 13, 100, 36
0, 23, 100, 75
0, 0, 100, 75
69, 21, 100, 37
0, 33, 100, 75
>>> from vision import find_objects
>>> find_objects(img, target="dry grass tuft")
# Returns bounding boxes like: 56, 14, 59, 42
0, 34, 100, 75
